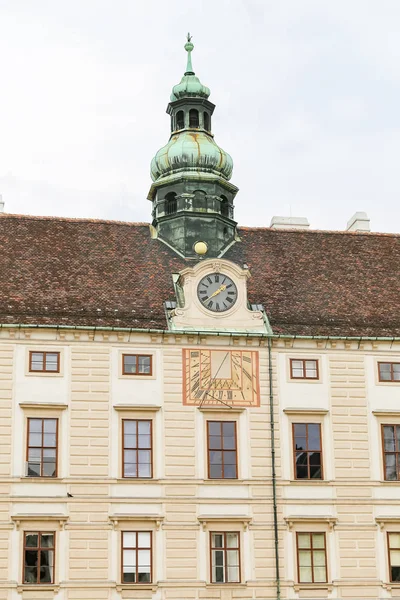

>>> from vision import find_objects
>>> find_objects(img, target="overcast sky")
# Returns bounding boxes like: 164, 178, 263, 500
1, 1, 400, 232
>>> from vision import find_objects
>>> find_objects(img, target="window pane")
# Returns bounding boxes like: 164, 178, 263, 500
213, 550, 224, 567
385, 454, 397, 480
380, 363, 392, 380
222, 422, 235, 437
27, 462, 41, 477
123, 532, 136, 547
123, 569, 135, 583
305, 360, 318, 378
124, 420, 136, 434
308, 425, 321, 450
43, 433, 57, 448
299, 566, 312, 582
124, 462, 137, 477
30, 353, 44, 370
28, 448, 41, 461
212, 534, 223, 548
394, 364, 400, 381
299, 550, 312, 567
313, 550, 326, 566
29, 419, 43, 433
210, 451, 222, 465
138, 421, 151, 435
312, 534, 325, 549
313, 566, 327, 582
391, 550, 400, 567
123, 549, 136, 566
44, 419, 57, 434
227, 566, 239, 582
138, 569, 151, 582
210, 464, 223, 478
213, 565, 224, 583
208, 422, 221, 436
138, 549, 151, 567
138, 356, 151, 374
310, 464, 322, 479
124, 355, 137, 373
24, 565, 37, 583
223, 435, 236, 450
138, 450, 151, 466
294, 423, 307, 438
227, 550, 239, 568
41, 533, 54, 548
384, 426, 396, 451
138, 532, 151, 547
291, 360, 304, 377
42, 460, 56, 477
45, 353, 59, 371
138, 463, 151, 478
297, 534, 311, 549
124, 434, 137, 449
209, 435, 222, 450
226, 533, 238, 548
40, 551, 53, 583
29, 433, 42, 447
138, 434, 151, 449
25, 550, 38, 566
296, 464, 308, 479
224, 451, 237, 465
392, 566, 400, 582
25, 534, 38, 547
390, 533, 400, 549
223, 464, 237, 478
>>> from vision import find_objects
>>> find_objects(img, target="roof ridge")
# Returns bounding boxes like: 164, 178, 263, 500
0, 213, 150, 227
238, 225, 400, 238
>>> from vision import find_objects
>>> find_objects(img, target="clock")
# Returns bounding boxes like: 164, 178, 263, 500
197, 273, 238, 312
183, 349, 260, 407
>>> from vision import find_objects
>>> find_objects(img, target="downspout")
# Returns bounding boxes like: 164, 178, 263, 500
268, 337, 280, 600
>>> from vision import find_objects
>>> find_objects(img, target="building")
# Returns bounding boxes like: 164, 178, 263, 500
1, 35, 400, 600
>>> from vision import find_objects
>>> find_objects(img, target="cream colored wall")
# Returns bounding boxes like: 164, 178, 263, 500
1, 330, 400, 600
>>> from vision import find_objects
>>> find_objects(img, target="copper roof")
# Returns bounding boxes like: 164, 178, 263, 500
1, 213, 400, 337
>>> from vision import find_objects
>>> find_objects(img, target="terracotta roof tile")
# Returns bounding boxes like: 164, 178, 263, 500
1, 213, 400, 337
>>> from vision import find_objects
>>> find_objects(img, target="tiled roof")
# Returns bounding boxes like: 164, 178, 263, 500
1, 213, 400, 337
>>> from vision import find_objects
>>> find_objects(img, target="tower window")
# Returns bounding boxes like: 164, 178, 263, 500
176, 111, 184, 130
204, 112, 210, 131
189, 109, 199, 128
221, 196, 229, 218
165, 192, 177, 215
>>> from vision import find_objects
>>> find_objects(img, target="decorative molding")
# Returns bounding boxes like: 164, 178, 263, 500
283, 408, 329, 416
17, 584, 60, 593
109, 515, 164, 530
284, 516, 337, 532
113, 405, 161, 412
373, 410, 400, 418
294, 583, 333, 593
375, 517, 400, 531
197, 515, 252, 531
19, 402, 68, 411
116, 584, 157, 592
198, 407, 246, 414
11, 514, 69, 530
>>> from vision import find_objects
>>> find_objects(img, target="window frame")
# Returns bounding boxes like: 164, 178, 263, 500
122, 419, 153, 479
292, 422, 323, 480
381, 424, 400, 481
121, 530, 153, 584
26, 418, 59, 478
207, 421, 238, 480
378, 362, 400, 383
122, 354, 153, 377
296, 531, 328, 584
29, 351, 60, 374
209, 531, 241, 584
23, 530, 56, 585
388, 531, 400, 583
290, 358, 319, 380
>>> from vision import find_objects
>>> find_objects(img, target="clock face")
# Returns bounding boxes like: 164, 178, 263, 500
197, 273, 238, 312
183, 349, 260, 407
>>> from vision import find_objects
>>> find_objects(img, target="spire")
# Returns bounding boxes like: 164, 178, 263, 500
184, 33, 194, 75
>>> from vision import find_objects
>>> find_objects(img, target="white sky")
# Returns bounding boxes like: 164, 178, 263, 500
1, 0, 400, 232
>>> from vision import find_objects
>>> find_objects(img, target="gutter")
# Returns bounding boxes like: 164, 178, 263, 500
268, 337, 280, 600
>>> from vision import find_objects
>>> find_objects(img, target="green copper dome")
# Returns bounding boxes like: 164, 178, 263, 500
150, 130, 233, 182
170, 35, 210, 100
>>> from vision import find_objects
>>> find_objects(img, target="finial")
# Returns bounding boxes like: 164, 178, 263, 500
184, 33, 194, 75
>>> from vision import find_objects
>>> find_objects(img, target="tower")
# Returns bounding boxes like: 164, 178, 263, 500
148, 34, 239, 259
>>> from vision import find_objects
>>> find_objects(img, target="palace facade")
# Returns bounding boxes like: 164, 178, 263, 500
1, 37, 400, 600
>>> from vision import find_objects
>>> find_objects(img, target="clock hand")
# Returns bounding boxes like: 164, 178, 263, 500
204, 284, 227, 301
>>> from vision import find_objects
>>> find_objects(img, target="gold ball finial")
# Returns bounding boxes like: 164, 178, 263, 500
193, 241, 208, 256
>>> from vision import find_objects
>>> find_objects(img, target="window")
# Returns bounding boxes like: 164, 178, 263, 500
210, 532, 240, 583
388, 533, 400, 582
123, 354, 152, 376
24, 531, 55, 584
220, 195, 229, 218
27, 418, 58, 477
122, 531, 152, 583
29, 351, 60, 373
379, 362, 400, 382
189, 108, 199, 128
297, 532, 327, 583
203, 111, 210, 131
123, 420, 152, 478
293, 423, 322, 479
164, 192, 177, 216
207, 421, 237, 479
382, 425, 400, 480
290, 359, 319, 380
176, 110, 184, 130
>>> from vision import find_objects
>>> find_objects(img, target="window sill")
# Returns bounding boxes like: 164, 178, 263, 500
17, 584, 59, 592
294, 583, 332, 592
116, 584, 157, 592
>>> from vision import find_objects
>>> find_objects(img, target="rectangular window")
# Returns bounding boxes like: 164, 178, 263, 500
122, 531, 152, 583
24, 531, 55, 584
379, 362, 400, 382
123, 420, 152, 478
290, 359, 319, 380
297, 532, 327, 583
293, 423, 323, 479
210, 532, 240, 583
388, 533, 400, 582
122, 354, 152, 376
207, 421, 237, 479
383, 425, 400, 480
27, 418, 58, 477
29, 351, 60, 373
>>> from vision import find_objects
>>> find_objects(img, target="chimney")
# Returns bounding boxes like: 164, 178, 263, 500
346, 212, 370, 232
0, 195, 4, 213
270, 216, 310, 229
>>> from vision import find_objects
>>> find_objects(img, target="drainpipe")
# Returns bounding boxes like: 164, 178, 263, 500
268, 337, 280, 600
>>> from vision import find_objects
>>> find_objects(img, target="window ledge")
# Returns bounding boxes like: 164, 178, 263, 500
17, 584, 59, 593
19, 402, 68, 410
373, 409, 400, 417
113, 405, 161, 412
109, 515, 164, 530
116, 584, 157, 592
198, 407, 246, 414
294, 583, 332, 592
284, 516, 337, 531
284, 408, 328, 415
11, 514, 68, 530
198, 515, 252, 531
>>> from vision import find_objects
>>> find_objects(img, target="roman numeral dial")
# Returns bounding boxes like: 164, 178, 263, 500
197, 273, 238, 313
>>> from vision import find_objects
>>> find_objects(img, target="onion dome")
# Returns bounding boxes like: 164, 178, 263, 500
170, 36, 210, 101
